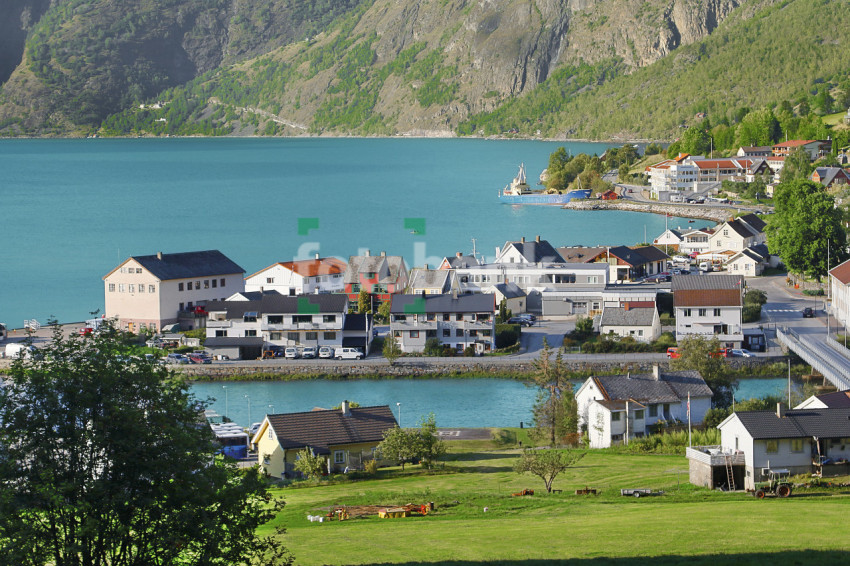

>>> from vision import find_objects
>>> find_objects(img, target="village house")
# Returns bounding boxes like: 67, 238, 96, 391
604, 246, 670, 281
103, 250, 244, 333
708, 213, 766, 253
725, 243, 771, 277
811, 167, 850, 189
737, 146, 772, 157
673, 274, 744, 347
598, 301, 661, 342
406, 267, 459, 295
829, 259, 850, 332
244, 256, 346, 296
645, 153, 699, 196
772, 139, 832, 160
575, 366, 712, 449
203, 293, 371, 360
389, 293, 495, 354
485, 282, 527, 314
688, 405, 850, 491
494, 235, 565, 264
556, 246, 608, 263
252, 401, 397, 479
795, 390, 850, 409
343, 250, 409, 307
438, 252, 480, 270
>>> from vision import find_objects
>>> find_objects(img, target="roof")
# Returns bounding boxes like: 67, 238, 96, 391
730, 408, 850, 439
813, 167, 850, 187
773, 140, 816, 149
344, 253, 407, 284
408, 268, 452, 291
724, 218, 760, 238
607, 246, 669, 266
342, 313, 369, 331
390, 293, 495, 314
206, 293, 348, 317
600, 307, 657, 328
632, 246, 671, 262
266, 405, 398, 454
106, 250, 244, 281
557, 247, 608, 262
501, 239, 565, 263
830, 258, 850, 285
590, 371, 712, 404
492, 282, 526, 299
443, 255, 480, 269
246, 257, 347, 280
739, 213, 766, 233
672, 274, 744, 291
810, 390, 850, 409
672, 274, 743, 307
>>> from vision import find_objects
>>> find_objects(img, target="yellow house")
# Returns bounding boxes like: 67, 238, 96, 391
252, 401, 397, 479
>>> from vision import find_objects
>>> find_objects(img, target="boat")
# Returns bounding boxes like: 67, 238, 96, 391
498, 163, 591, 204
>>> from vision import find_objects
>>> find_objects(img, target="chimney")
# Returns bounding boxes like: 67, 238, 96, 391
521, 236, 525, 243
652, 364, 660, 381
423, 263, 429, 270
624, 302, 630, 311
381, 251, 386, 257
315, 253, 320, 260
157, 251, 162, 260
456, 252, 463, 258
777, 402, 785, 418
536, 235, 541, 243
452, 289, 458, 299
341, 400, 350, 417
365, 250, 371, 256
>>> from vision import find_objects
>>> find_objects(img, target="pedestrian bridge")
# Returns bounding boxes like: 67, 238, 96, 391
777, 327, 850, 390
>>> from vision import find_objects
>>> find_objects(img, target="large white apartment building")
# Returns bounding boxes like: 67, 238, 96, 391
389, 293, 495, 354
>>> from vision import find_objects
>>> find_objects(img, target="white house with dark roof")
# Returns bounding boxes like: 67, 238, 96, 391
725, 243, 771, 276
795, 390, 850, 410
673, 274, 744, 346
204, 293, 369, 359
390, 293, 495, 354
438, 252, 480, 270
494, 235, 565, 264
688, 405, 850, 490
605, 246, 670, 281
485, 282, 527, 314
598, 302, 661, 342
103, 250, 245, 333
406, 267, 459, 295
575, 366, 712, 448
244, 256, 346, 295
708, 214, 766, 253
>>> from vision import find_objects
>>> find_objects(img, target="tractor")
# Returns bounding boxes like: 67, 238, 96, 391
752, 468, 793, 499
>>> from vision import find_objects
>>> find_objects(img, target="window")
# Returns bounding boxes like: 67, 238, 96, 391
287, 332, 298, 342
393, 330, 401, 338
212, 279, 217, 288
266, 278, 274, 284
269, 429, 273, 439
469, 330, 478, 337
267, 315, 283, 324
456, 329, 464, 337
245, 330, 257, 337
243, 312, 257, 322
426, 330, 436, 338
334, 451, 345, 464
324, 332, 336, 340
270, 332, 282, 341
635, 410, 644, 419
351, 284, 360, 292
365, 272, 376, 279
790, 438, 804, 453
410, 330, 419, 338
293, 315, 312, 324
649, 405, 658, 417
108, 283, 115, 292
178, 282, 184, 291
179, 302, 184, 311
148, 284, 156, 293
118, 284, 125, 293
215, 330, 226, 337
443, 329, 451, 337
443, 314, 451, 321
698, 309, 706, 316
427, 313, 436, 321
714, 308, 721, 316
766, 440, 779, 453
394, 315, 407, 322
138, 284, 145, 293
306, 332, 317, 341
482, 330, 491, 337
129, 284, 135, 293
204, 280, 210, 289
456, 314, 464, 321
323, 315, 336, 323
611, 412, 621, 422
195, 281, 200, 290
588, 276, 599, 284
220, 278, 225, 287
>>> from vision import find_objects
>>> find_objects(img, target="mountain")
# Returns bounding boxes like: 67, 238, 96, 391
0, 0, 846, 139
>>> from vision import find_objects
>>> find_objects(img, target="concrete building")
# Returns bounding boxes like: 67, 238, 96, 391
103, 250, 244, 333
389, 293, 495, 354
672, 274, 744, 347
829, 259, 850, 332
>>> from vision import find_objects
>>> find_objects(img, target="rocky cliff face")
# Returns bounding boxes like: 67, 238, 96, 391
0, 0, 747, 135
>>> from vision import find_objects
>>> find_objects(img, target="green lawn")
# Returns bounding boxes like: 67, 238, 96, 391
263, 434, 850, 565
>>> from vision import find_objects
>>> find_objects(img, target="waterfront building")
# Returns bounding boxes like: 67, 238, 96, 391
406, 267, 459, 295
438, 252, 480, 270
389, 293, 495, 354
343, 250, 408, 307
244, 256, 346, 295
707, 213, 766, 253
494, 235, 565, 264
598, 301, 661, 342
103, 250, 244, 333
672, 274, 744, 347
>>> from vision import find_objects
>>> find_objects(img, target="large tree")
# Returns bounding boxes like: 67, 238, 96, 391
529, 340, 577, 446
0, 326, 291, 566
416, 413, 446, 470
766, 179, 848, 279
514, 449, 585, 493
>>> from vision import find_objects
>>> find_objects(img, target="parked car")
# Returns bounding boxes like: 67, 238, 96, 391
188, 353, 211, 364
318, 346, 334, 359
803, 307, 814, 318
335, 347, 363, 360
710, 348, 731, 358
165, 353, 190, 364
248, 422, 263, 437
508, 316, 534, 327
284, 347, 299, 359
645, 272, 671, 283
666, 347, 680, 359
731, 348, 754, 357
301, 346, 317, 359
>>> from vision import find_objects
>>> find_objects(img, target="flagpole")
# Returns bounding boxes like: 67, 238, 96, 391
687, 392, 692, 448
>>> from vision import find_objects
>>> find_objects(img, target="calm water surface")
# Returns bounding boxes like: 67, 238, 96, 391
0, 138, 705, 326
191, 377, 793, 428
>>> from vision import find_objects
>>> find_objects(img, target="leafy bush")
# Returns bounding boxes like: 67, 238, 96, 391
743, 304, 762, 323
463, 345, 476, 357
802, 289, 825, 296
423, 337, 442, 357
744, 289, 768, 306
495, 324, 521, 349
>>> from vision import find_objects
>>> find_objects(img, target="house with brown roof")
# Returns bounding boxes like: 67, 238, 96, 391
244, 255, 347, 296
829, 258, 850, 331
673, 274, 744, 347
772, 139, 831, 160
252, 400, 397, 478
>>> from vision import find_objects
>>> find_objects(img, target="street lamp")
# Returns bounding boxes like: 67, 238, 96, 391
222, 386, 228, 419
244, 395, 251, 425
396, 402, 402, 428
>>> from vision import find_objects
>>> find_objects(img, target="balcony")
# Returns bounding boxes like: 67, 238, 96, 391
686, 446, 746, 466
206, 320, 231, 328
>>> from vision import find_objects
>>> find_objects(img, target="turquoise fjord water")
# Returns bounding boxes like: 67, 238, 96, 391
0, 137, 706, 326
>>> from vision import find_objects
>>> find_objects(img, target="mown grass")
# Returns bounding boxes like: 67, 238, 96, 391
259, 431, 850, 565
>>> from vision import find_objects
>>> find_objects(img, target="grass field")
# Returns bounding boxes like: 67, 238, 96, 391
262, 431, 850, 565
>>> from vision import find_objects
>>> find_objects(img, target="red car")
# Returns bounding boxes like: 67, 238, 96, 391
666, 347, 680, 359
79, 327, 94, 336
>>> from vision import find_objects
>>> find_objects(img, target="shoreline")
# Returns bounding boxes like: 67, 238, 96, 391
561, 200, 743, 224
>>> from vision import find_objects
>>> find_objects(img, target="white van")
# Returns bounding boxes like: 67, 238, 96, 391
699, 261, 712, 272
335, 347, 363, 360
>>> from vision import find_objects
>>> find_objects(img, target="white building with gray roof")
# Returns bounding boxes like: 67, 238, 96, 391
575, 367, 712, 448
390, 293, 495, 354
599, 303, 661, 342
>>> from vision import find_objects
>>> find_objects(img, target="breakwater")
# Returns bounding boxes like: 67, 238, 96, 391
562, 200, 742, 223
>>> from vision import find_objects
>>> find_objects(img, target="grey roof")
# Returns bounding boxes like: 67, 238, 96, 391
725, 218, 759, 239
444, 255, 480, 268
204, 336, 264, 347
390, 293, 495, 314
809, 390, 850, 409
503, 240, 565, 263
813, 167, 850, 187
556, 246, 608, 262
672, 274, 743, 291
493, 282, 526, 299
206, 293, 348, 318
344, 254, 407, 284
342, 313, 369, 331
599, 307, 657, 327
592, 371, 712, 404
408, 268, 451, 291
267, 405, 397, 454
732, 408, 850, 439
632, 246, 671, 262
607, 246, 650, 266
117, 250, 244, 281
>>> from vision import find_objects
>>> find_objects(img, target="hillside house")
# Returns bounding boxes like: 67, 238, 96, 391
708, 214, 766, 253
811, 167, 850, 189
772, 140, 831, 160
673, 274, 744, 347
252, 401, 397, 478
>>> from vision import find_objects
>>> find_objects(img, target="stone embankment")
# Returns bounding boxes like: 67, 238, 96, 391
562, 200, 735, 223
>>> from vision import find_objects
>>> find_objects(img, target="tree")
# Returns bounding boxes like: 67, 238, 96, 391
375, 426, 418, 470
0, 325, 291, 566
382, 333, 402, 365
529, 340, 576, 446
423, 337, 442, 356
671, 336, 736, 408
766, 179, 848, 279
376, 299, 391, 323
514, 449, 585, 493
573, 316, 594, 340
416, 413, 446, 469
293, 448, 326, 480
680, 125, 712, 155
357, 288, 370, 314
780, 147, 814, 182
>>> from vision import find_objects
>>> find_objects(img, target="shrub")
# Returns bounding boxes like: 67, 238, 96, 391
743, 304, 762, 323
744, 289, 768, 306
660, 313, 675, 326
703, 407, 731, 429
495, 324, 520, 349
802, 289, 825, 296
364, 459, 378, 475
423, 337, 442, 357
463, 345, 476, 357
